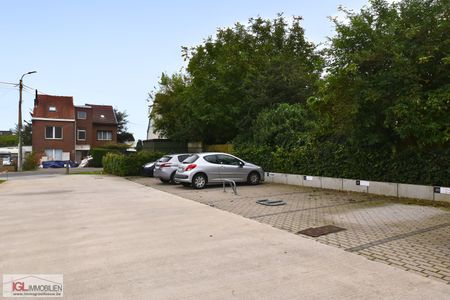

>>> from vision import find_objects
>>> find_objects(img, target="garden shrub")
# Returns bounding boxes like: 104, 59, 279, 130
103, 151, 164, 176
22, 152, 39, 171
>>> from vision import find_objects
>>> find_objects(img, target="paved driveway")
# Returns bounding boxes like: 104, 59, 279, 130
1, 175, 450, 299
131, 177, 450, 285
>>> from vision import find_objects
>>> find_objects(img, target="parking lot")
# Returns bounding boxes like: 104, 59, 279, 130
130, 177, 450, 284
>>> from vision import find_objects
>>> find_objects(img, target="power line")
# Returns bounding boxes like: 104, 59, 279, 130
0, 81, 17, 86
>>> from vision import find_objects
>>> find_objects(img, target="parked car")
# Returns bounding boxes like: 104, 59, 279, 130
174, 152, 264, 189
142, 161, 156, 177
42, 160, 78, 168
154, 154, 192, 183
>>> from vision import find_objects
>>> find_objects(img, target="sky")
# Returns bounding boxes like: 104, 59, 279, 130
0, 0, 370, 140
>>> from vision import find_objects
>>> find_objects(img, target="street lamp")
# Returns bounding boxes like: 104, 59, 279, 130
18, 71, 37, 172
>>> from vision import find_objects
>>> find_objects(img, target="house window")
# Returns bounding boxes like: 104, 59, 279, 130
97, 131, 112, 141
77, 129, 86, 141
45, 126, 63, 139
45, 149, 63, 160
77, 111, 87, 119
49, 106, 56, 112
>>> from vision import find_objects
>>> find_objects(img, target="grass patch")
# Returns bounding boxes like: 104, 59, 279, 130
0, 180, 5, 184
388, 197, 450, 210
69, 171, 103, 175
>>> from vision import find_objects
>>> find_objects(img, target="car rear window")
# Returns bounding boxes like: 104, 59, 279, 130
178, 154, 190, 162
183, 155, 198, 163
158, 156, 172, 162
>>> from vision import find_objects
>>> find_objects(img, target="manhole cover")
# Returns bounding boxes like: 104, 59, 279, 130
256, 199, 286, 206
297, 225, 346, 237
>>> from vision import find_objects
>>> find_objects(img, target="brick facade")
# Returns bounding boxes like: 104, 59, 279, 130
32, 94, 117, 163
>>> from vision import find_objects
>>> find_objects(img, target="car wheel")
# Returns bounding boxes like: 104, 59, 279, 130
160, 178, 170, 183
247, 172, 261, 185
169, 171, 176, 184
192, 173, 207, 189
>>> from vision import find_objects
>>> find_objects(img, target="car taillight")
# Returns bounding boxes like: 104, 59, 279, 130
160, 163, 171, 168
185, 164, 197, 171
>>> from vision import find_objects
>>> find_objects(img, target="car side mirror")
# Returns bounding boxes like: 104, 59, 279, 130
238, 161, 244, 167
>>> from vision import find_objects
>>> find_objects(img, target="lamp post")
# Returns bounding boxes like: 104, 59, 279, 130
18, 71, 37, 171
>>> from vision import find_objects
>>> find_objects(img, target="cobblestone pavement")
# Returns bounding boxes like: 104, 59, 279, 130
130, 177, 450, 284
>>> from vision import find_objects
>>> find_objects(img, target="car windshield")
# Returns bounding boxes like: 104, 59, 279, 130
183, 155, 198, 163
158, 156, 172, 162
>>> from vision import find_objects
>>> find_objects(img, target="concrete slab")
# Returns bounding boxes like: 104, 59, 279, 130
343, 179, 368, 193
398, 183, 434, 200
434, 192, 450, 203
322, 177, 343, 191
368, 181, 398, 197
286, 174, 303, 186
267, 172, 287, 184
302, 175, 322, 188
1, 175, 449, 299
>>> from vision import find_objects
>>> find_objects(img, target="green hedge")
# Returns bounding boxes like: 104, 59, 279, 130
103, 151, 164, 176
89, 144, 130, 167
233, 143, 450, 186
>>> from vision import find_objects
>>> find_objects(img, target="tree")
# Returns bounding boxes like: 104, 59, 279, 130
0, 134, 17, 147
151, 15, 323, 143
114, 109, 135, 143
313, 0, 450, 149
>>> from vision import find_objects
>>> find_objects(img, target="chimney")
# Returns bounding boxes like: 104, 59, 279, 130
34, 90, 38, 106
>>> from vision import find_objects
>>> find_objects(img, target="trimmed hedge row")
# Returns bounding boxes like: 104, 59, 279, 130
102, 151, 164, 176
233, 143, 450, 186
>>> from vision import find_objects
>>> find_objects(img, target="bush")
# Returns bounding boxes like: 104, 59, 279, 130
103, 151, 164, 176
90, 144, 131, 167
22, 152, 39, 171
0, 135, 17, 147
233, 142, 450, 186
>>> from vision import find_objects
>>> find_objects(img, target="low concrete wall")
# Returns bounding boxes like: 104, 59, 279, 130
343, 179, 368, 193
286, 174, 303, 186
398, 183, 434, 201
321, 177, 343, 191
369, 181, 398, 197
265, 172, 449, 202
434, 192, 450, 202
302, 176, 322, 188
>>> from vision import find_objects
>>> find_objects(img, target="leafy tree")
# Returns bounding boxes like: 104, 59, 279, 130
21, 121, 32, 146
114, 109, 135, 143
313, 0, 450, 149
150, 73, 200, 141
235, 103, 314, 149
0, 134, 17, 147
151, 15, 322, 143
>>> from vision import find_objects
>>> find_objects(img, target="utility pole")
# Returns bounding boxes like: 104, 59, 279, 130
18, 71, 37, 172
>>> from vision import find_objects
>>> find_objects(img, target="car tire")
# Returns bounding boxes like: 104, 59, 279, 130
192, 173, 207, 189
247, 172, 261, 185
169, 171, 176, 184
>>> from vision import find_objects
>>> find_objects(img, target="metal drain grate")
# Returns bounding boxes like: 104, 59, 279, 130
297, 225, 346, 237
256, 199, 286, 206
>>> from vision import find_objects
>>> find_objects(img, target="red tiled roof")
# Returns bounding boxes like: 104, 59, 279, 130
33, 94, 75, 119
86, 104, 117, 125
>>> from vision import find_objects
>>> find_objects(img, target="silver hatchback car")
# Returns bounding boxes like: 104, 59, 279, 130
153, 154, 192, 183
174, 152, 264, 189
